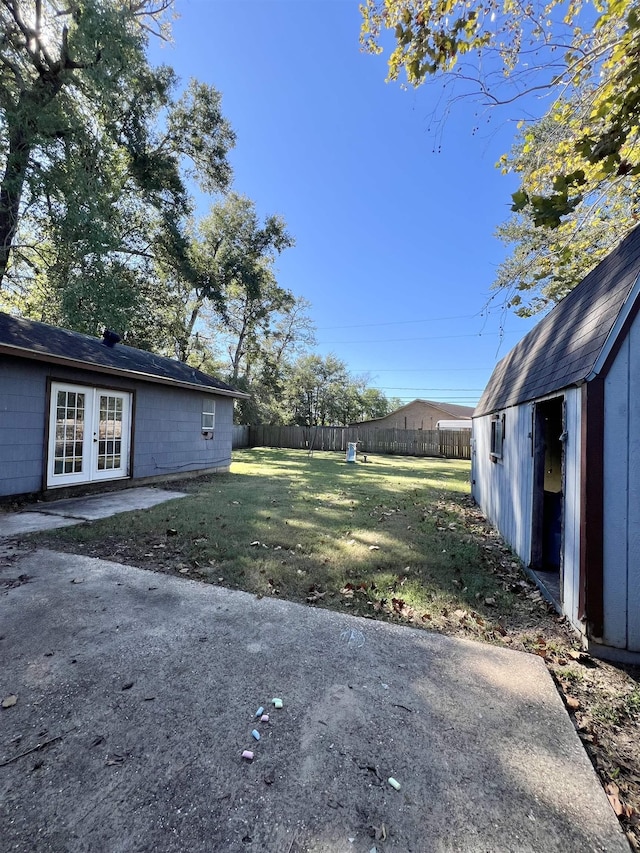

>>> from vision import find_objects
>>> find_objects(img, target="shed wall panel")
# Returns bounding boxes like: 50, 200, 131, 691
602, 341, 629, 648
627, 315, 640, 651
472, 404, 533, 563
562, 387, 583, 632
602, 308, 640, 652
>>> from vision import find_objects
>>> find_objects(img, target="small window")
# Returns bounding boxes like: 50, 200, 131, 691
202, 400, 216, 432
490, 413, 505, 460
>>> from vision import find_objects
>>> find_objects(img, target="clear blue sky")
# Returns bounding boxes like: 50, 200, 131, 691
149, 0, 540, 407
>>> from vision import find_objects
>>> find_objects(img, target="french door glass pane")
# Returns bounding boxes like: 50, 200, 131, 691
53, 390, 85, 477
97, 394, 123, 471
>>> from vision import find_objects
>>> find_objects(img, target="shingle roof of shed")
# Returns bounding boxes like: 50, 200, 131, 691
0, 312, 247, 398
475, 226, 640, 417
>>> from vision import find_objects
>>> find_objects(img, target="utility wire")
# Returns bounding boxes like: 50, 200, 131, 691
318, 330, 520, 345
317, 312, 480, 330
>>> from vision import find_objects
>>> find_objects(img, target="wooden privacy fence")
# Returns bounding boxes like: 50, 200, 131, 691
243, 425, 471, 460
232, 425, 250, 448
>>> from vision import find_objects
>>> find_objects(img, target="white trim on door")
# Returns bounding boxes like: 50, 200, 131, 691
47, 382, 131, 488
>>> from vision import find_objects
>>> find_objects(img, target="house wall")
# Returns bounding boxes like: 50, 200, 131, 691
132, 383, 233, 478
602, 310, 640, 652
0, 356, 234, 497
356, 401, 471, 431
0, 357, 48, 496
472, 387, 583, 632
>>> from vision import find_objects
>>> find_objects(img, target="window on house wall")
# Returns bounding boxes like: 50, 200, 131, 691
202, 400, 216, 432
490, 413, 505, 460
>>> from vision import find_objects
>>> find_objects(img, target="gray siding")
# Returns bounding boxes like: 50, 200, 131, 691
0, 355, 234, 498
0, 358, 47, 496
603, 310, 640, 652
472, 388, 583, 633
472, 403, 534, 563
133, 385, 233, 478
561, 388, 582, 631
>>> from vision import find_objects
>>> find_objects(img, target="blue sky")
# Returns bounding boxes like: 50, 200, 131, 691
149, 0, 541, 407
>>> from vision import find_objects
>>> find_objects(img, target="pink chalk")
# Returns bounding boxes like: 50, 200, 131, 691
260, 714, 269, 723
242, 750, 254, 761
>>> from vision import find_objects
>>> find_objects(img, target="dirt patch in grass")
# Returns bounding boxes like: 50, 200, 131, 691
31, 448, 640, 848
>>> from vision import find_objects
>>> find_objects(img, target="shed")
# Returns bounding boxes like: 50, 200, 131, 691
0, 313, 248, 499
351, 399, 474, 431
472, 225, 640, 662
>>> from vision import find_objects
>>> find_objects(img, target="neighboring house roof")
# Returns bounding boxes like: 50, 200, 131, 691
0, 312, 249, 398
351, 398, 474, 426
475, 226, 640, 417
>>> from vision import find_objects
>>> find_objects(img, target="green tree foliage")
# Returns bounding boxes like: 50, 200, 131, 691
361, 0, 640, 305
283, 354, 393, 427
0, 0, 235, 324
494, 110, 639, 315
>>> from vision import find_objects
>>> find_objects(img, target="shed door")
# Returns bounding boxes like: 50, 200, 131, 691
47, 383, 131, 487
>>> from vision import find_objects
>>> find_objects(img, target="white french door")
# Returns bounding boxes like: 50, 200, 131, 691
47, 383, 131, 487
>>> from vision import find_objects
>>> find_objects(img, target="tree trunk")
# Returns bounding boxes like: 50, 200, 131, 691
0, 70, 66, 290
0, 125, 32, 289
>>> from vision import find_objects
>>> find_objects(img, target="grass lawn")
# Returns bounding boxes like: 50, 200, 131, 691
39, 448, 542, 640
33, 447, 640, 844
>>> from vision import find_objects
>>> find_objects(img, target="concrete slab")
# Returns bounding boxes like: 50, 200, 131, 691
0, 513, 81, 537
0, 488, 187, 538
0, 549, 628, 853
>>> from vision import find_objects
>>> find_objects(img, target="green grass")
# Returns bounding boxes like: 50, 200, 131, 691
37, 448, 524, 636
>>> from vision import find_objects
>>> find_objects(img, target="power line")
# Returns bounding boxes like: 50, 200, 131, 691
371, 387, 483, 391
317, 312, 479, 330
351, 367, 493, 372
318, 331, 519, 345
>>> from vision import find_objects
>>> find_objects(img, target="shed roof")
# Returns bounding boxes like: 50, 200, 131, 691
0, 312, 248, 398
475, 226, 640, 417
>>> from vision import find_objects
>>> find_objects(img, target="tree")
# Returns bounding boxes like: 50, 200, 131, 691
282, 355, 393, 427
358, 388, 392, 420
492, 110, 639, 315
360, 1, 640, 226
0, 0, 235, 304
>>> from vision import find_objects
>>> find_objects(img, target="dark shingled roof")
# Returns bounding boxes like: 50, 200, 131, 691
475, 226, 640, 417
0, 312, 247, 398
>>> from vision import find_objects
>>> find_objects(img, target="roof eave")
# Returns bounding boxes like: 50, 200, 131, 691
586, 271, 640, 382
0, 343, 250, 399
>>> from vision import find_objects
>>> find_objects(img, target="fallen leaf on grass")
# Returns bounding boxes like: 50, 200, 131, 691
2, 695, 18, 708
605, 782, 634, 818
307, 586, 326, 603
565, 696, 580, 711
